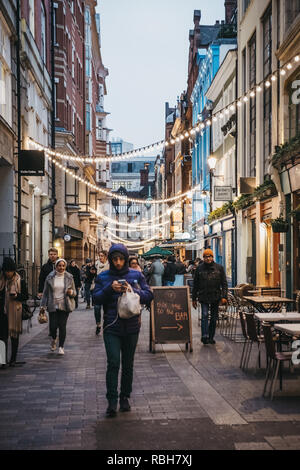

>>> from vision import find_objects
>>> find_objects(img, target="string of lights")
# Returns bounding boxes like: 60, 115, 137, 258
105, 228, 157, 246
28, 52, 299, 164
45, 153, 199, 205
89, 207, 169, 229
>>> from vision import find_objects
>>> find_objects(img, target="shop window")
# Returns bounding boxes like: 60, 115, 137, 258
65, 169, 78, 205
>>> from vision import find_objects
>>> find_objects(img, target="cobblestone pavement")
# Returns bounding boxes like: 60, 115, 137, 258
0, 300, 300, 450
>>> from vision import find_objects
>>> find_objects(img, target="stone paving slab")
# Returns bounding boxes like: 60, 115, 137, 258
0, 300, 300, 450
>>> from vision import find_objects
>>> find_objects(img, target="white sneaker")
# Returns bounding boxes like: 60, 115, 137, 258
50, 339, 57, 352
58, 347, 64, 355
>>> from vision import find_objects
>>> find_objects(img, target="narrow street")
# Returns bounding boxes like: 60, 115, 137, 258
1, 300, 300, 451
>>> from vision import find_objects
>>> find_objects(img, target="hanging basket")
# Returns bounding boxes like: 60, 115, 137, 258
271, 219, 290, 233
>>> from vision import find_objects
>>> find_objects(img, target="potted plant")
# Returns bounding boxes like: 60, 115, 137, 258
253, 180, 277, 201
290, 205, 300, 221
270, 217, 290, 233
232, 194, 255, 212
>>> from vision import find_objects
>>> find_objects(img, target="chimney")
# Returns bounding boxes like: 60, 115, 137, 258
140, 164, 149, 187
224, 0, 237, 24
193, 10, 201, 27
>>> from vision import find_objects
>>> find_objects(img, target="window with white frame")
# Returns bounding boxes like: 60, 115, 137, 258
29, 0, 35, 37
0, 17, 12, 127
41, 2, 46, 63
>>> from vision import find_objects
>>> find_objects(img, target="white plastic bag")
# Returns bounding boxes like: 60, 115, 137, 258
118, 286, 141, 319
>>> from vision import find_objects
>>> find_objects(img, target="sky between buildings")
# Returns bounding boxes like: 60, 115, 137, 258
97, 0, 225, 149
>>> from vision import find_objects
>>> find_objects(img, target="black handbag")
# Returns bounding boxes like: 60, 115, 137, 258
22, 303, 33, 321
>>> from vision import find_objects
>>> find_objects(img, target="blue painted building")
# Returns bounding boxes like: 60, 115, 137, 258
191, 39, 237, 240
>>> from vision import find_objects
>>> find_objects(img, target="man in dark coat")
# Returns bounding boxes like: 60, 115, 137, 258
162, 256, 177, 286
67, 260, 81, 308
192, 248, 228, 345
93, 243, 153, 417
38, 248, 58, 296
83, 259, 97, 309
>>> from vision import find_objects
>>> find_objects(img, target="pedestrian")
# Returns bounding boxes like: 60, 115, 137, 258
83, 259, 97, 309
148, 257, 165, 286
94, 251, 109, 335
174, 258, 187, 286
95, 251, 109, 275
192, 248, 228, 345
93, 243, 153, 417
0, 257, 28, 367
67, 260, 81, 308
38, 247, 58, 297
162, 255, 177, 286
129, 256, 142, 272
143, 261, 152, 283
40, 258, 76, 355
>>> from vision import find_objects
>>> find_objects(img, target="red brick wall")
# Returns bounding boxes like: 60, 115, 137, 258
55, 0, 85, 155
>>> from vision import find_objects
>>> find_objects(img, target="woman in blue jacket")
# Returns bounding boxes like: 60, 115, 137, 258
93, 243, 153, 417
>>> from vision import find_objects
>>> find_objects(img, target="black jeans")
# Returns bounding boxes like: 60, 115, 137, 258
49, 310, 69, 347
103, 332, 139, 402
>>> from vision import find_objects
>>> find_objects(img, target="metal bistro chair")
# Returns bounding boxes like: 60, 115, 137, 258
244, 312, 265, 370
239, 311, 251, 369
262, 323, 293, 400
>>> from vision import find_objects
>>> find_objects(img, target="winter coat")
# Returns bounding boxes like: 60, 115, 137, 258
38, 259, 56, 293
41, 271, 76, 313
175, 262, 187, 275
67, 265, 81, 289
92, 243, 153, 336
148, 259, 165, 286
192, 261, 228, 304
84, 265, 97, 284
162, 261, 177, 283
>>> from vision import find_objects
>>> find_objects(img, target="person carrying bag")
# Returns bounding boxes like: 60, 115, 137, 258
93, 243, 153, 418
40, 259, 76, 355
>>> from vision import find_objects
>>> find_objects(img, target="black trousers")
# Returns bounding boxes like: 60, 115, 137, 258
0, 314, 19, 363
49, 310, 69, 348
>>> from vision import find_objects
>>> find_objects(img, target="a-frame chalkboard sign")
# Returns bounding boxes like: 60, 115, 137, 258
150, 286, 193, 353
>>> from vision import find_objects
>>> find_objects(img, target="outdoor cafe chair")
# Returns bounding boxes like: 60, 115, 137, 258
244, 312, 265, 370
262, 323, 293, 400
239, 311, 251, 369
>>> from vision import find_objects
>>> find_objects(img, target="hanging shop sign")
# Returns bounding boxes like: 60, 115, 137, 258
214, 186, 232, 201
18, 150, 45, 176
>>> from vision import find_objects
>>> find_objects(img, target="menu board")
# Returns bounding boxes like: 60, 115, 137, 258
150, 286, 192, 353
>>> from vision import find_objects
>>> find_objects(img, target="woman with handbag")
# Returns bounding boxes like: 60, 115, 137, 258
40, 259, 76, 355
0, 257, 28, 367
93, 243, 153, 417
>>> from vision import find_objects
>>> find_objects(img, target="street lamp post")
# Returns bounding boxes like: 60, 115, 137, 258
207, 155, 217, 214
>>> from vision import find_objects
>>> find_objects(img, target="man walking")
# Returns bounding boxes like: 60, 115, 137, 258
38, 248, 58, 297
93, 243, 153, 417
83, 259, 97, 309
192, 248, 228, 345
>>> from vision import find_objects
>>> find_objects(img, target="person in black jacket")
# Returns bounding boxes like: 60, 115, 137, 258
67, 260, 81, 308
38, 248, 58, 296
83, 259, 97, 309
162, 256, 177, 286
0, 258, 28, 367
192, 248, 228, 345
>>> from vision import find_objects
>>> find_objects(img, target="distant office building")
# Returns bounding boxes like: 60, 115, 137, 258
110, 138, 134, 155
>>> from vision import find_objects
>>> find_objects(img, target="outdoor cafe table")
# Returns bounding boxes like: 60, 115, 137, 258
270, 323, 300, 391
243, 296, 294, 313
274, 324, 300, 337
254, 312, 300, 323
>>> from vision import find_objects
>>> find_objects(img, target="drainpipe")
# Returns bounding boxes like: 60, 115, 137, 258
234, 56, 238, 286
16, 0, 21, 265
51, 0, 56, 242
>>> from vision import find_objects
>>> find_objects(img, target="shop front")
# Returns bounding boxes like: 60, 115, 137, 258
206, 215, 236, 287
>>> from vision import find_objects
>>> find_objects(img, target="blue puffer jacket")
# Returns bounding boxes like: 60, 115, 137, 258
92, 244, 153, 336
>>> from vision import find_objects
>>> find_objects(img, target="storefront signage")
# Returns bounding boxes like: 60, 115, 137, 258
18, 150, 45, 176
214, 186, 232, 201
